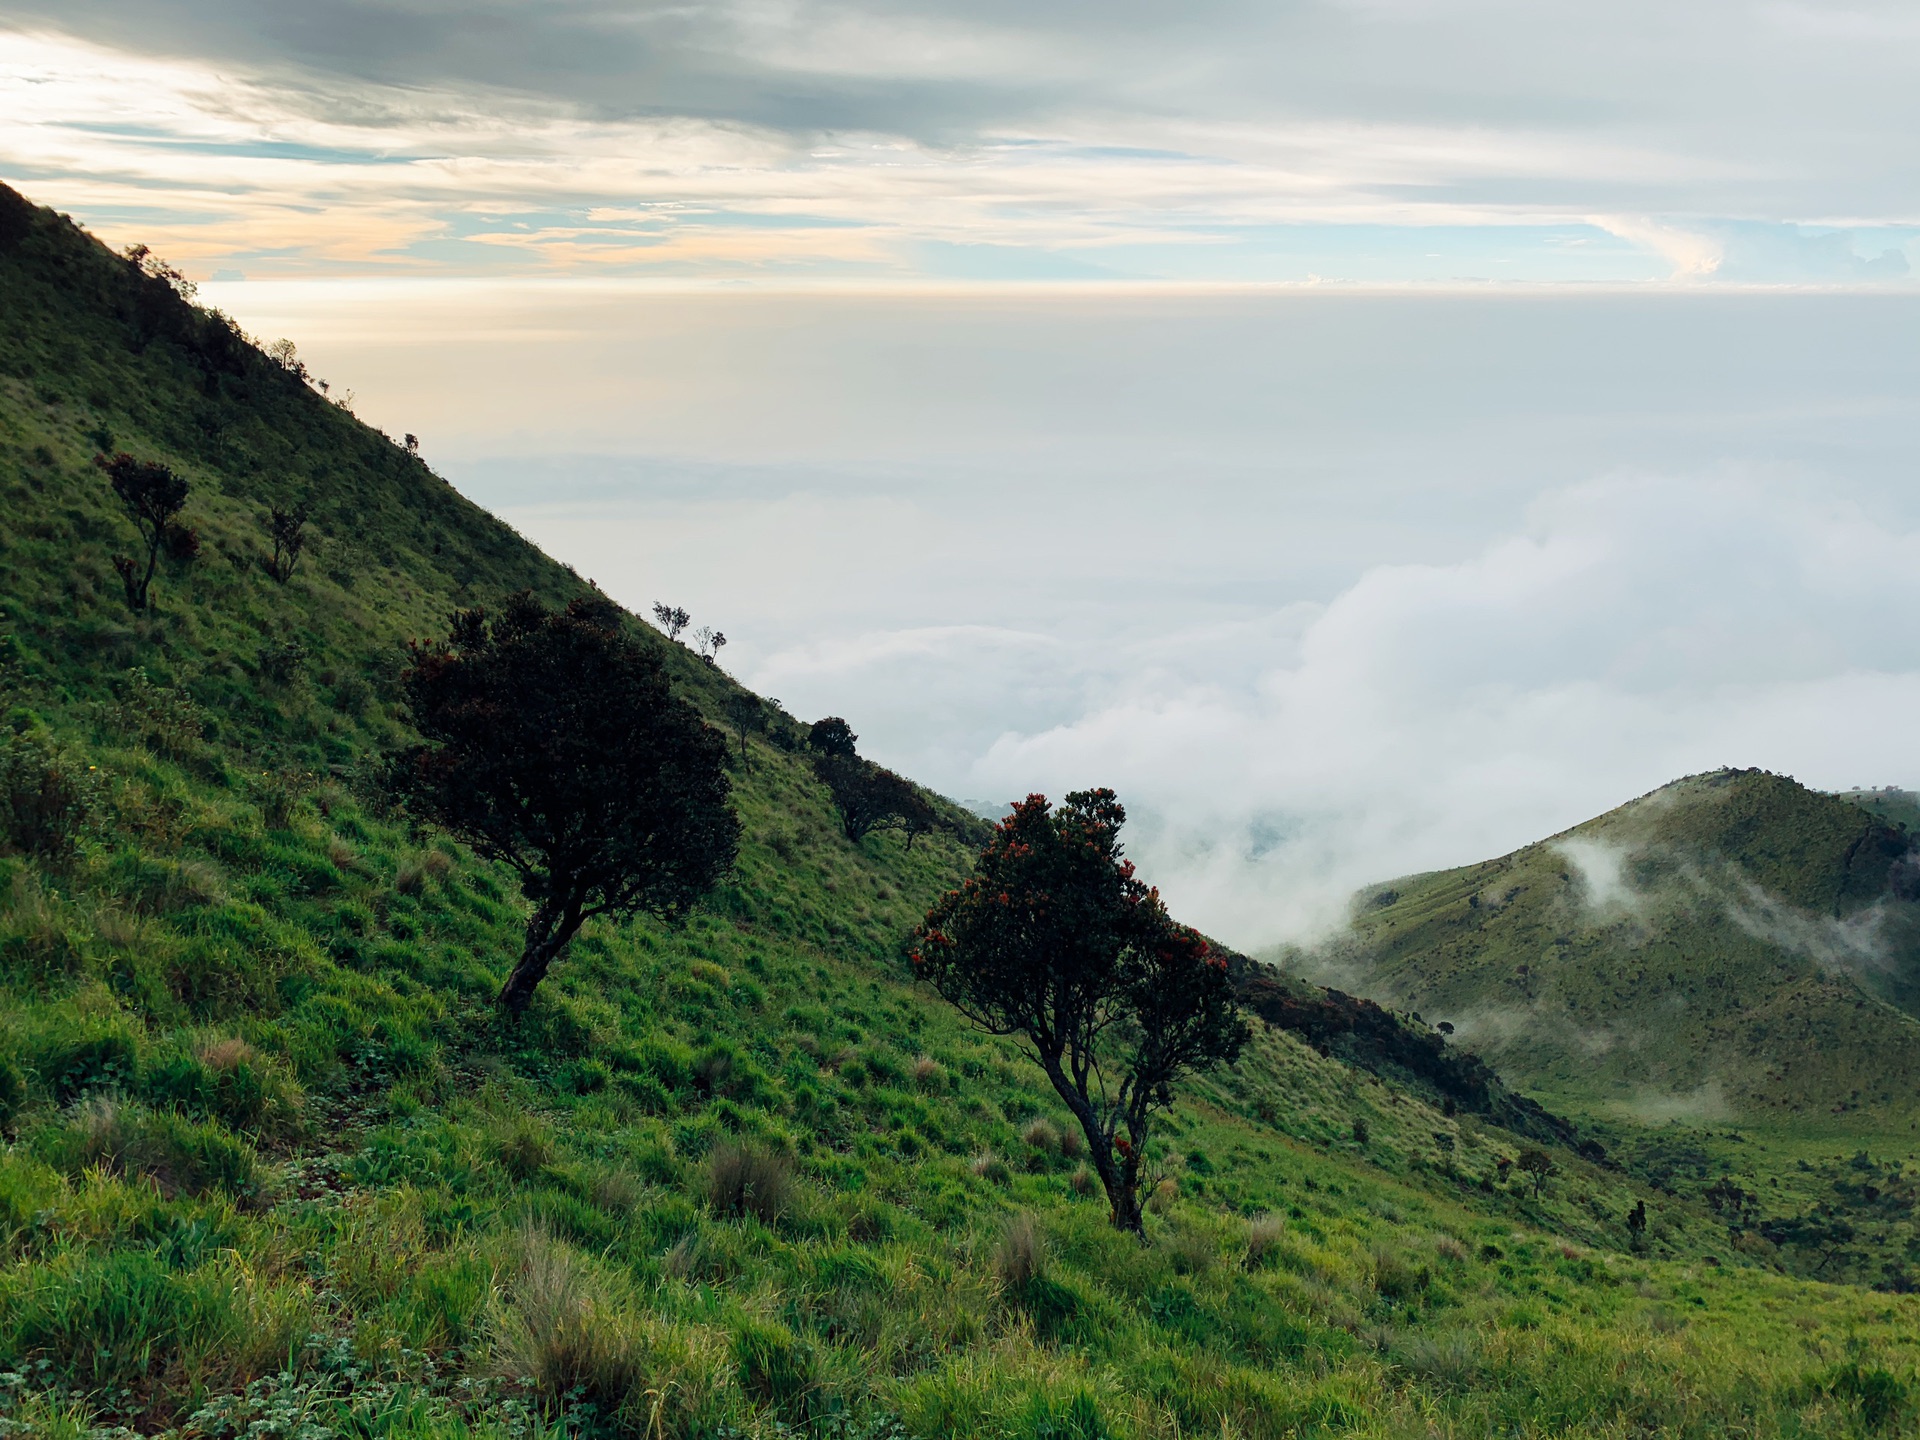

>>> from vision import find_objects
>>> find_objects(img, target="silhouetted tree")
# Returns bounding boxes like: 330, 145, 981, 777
806, 716, 858, 758
724, 691, 766, 772
395, 593, 740, 1014
98, 453, 189, 611
1626, 1198, 1648, 1249
265, 502, 310, 583
813, 753, 915, 842
1516, 1147, 1555, 1199
898, 785, 939, 850
652, 603, 690, 642
910, 790, 1247, 1233
694, 626, 727, 665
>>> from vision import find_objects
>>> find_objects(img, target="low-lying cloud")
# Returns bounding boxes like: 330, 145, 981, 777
952, 470, 1920, 948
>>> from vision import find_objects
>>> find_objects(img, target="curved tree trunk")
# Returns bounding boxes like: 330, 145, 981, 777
498, 898, 581, 1015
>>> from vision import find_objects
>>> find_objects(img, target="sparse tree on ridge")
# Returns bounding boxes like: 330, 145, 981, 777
694, 626, 727, 665
910, 789, 1248, 1233
394, 593, 740, 1014
98, 453, 189, 612
652, 603, 691, 642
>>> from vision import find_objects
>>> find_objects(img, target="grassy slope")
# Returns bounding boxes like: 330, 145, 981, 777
2, 187, 1918, 1439
1288, 769, 1920, 1128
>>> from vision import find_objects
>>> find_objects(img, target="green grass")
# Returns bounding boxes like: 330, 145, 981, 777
4, 182, 1920, 1438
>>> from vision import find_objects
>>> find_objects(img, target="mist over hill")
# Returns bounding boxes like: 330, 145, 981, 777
1279, 770, 1920, 1129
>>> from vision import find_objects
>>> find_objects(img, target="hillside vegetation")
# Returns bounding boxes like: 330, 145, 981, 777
1285, 769, 1920, 1126
3, 184, 1920, 1439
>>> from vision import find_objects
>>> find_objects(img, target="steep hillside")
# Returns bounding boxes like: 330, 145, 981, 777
5, 188, 1920, 1439
1283, 769, 1920, 1129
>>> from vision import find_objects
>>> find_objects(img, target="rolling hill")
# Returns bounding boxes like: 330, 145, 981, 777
5, 182, 1920, 1439
1280, 768, 1920, 1130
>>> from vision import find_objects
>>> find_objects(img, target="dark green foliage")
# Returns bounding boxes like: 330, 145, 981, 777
33, 1102, 262, 1199
395, 593, 741, 1012
98, 452, 189, 611
264, 501, 309, 583
814, 753, 925, 844
0, 1055, 23, 1129
0, 736, 97, 863
807, 716, 858, 758
914, 790, 1246, 1232
706, 1140, 793, 1223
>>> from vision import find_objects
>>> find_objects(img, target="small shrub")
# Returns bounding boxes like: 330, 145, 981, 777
686, 958, 732, 991
1245, 1213, 1286, 1269
911, 1054, 942, 1088
706, 1141, 792, 1224
993, 1213, 1047, 1293
37, 1098, 262, 1199
496, 1121, 556, 1182
1370, 1245, 1430, 1302
971, 1151, 1012, 1186
1056, 1125, 1084, 1159
140, 1036, 304, 1137
1393, 1331, 1481, 1392
0, 737, 98, 862
496, 1228, 725, 1437
0, 1055, 25, 1129
25, 1019, 139, 1104
733, 1316, 818, 1420
1147, 1177, 1179, 1215
1069, 1164, 1096, 1196
1021, 1118, 1061, 1155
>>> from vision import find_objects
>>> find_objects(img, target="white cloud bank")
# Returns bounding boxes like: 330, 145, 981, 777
953, 471, 1920, 947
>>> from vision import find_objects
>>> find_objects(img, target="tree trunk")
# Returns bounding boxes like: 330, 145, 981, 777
498, 899, 580, 1015
1040, 1056, 1147, 1236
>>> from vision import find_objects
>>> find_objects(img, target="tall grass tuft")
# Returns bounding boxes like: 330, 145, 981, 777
705, 1141, 792, 1224
495, 1227, 725, 1438
993, 1212, 1048, 1293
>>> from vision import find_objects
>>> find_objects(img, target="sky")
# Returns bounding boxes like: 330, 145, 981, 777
5, 3, 1919, 948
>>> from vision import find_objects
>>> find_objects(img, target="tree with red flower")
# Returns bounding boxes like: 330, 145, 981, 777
909, 789, 1247, 1233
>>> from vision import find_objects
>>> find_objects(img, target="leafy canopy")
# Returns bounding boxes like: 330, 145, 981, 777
911, 789, 1246, 1230
396, 593, 740, 1011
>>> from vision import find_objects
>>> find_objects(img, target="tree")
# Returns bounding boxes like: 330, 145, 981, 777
395, 593, 740, 1014
813, 753, 914, 842
724, 691, 766, 772
98, 453, 189, 611
693, 626, 727, 665
910, 790, 1247, 1233
652, 603, 690, 642
265, 502, 310, 584
1515, 1147, 1555, 1199
1626, 1198, 1648, 1250
898, 785, 939, 850
806, 717, 858, 758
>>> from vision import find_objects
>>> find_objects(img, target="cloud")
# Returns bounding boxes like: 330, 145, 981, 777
5, 2, 1920, 283
965, 470, 1920, 947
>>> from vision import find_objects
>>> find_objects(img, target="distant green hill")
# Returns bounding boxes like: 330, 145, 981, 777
6, 184, 1920, 1438
1280, 769, 1920, 1130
